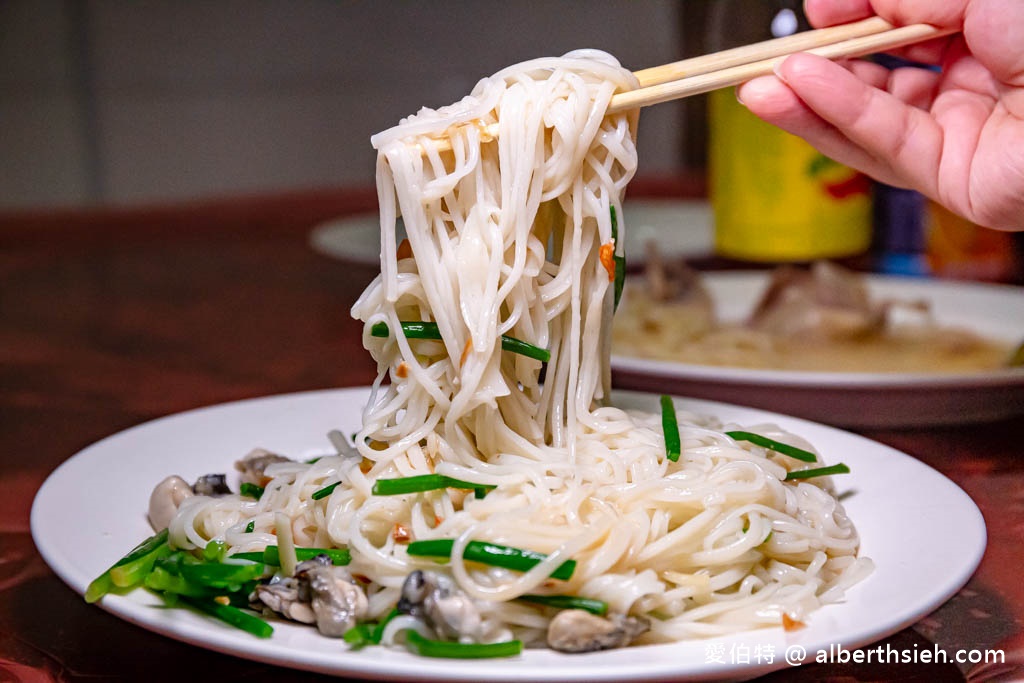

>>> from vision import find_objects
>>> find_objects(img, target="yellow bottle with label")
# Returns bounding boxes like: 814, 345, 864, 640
708, 1, 872, 262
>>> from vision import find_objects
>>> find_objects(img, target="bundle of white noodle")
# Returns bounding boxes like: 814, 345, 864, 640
170, 50, 871, 650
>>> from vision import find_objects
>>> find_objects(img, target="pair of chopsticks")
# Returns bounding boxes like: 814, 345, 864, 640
608, 16, 954, 114
420, 17, 953, 152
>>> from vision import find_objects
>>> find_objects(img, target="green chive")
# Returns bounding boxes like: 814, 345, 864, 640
145, 566, 219, 598
233, 545, 351, 567
228, 551, 263, 562
266, 545, 351, 566
244, 520, 255, 533
372, 474, 496, 496
726, 431, 817, 463
240, 482, 264, 499
84, 573, 113, 603
371, 320, 438, 340
660, 395, 681, 462
178, 596, 274, 638
402, 629, 523, 659
406, 539, 575, 581
518, 594, 608, 615
202, 540, 227, 563
311, 481, 340, 500
497, 335, 551, 363
343, 623, 376, 649
178, 561, 265, 589
344, 606, 402, 649
370, 321, 550, 363
785, 463, 850, 481
371, 607, 400, 643
610, 206, 625, 311
86, 528, 171, 602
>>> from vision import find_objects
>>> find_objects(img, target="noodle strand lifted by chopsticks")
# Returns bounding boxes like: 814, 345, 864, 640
168, 49, 871, 650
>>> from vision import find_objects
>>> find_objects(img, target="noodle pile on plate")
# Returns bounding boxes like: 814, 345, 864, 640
164, 50, 872, 651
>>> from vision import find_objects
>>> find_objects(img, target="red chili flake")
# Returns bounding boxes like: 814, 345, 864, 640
782, 613, 806, 631
392, 524, 411, 544
599, 242, 616, 281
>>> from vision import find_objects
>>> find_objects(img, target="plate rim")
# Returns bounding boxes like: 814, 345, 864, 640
31, 387, 987, 682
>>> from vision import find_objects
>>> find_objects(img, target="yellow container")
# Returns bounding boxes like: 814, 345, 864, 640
709, 88, 872, 262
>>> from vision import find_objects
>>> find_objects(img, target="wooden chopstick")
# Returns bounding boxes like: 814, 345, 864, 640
416, 18, 954, 152
632, 16, 895, 88
608, 21, 954, 114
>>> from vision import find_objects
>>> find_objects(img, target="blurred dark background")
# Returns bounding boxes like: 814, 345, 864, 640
1, 0, 716, 210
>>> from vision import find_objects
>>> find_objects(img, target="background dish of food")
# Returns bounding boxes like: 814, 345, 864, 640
612, 272, 1024, 428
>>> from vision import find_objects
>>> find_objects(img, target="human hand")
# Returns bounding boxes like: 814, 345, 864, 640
736, 0, 1024, 231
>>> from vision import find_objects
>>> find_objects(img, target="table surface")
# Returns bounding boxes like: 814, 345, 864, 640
2, 182, 1022, 683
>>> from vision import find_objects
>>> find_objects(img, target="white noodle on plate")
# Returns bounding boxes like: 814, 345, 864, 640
167, 50, 872, 650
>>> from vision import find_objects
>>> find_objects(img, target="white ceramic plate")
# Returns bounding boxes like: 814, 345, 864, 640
32, 387, 985, 682
612, 272, 1024, 428
309, 199, 712, 265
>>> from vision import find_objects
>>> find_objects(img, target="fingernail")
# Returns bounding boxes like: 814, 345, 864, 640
770, 56, 786, 83
735, 85, 746, 106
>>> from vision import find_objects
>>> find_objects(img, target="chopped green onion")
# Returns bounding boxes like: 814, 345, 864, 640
726, 431, 817, 463
370, 321, 550, 363
311, 481, 340, 500
343, 623, 376, 648
344, 607, 401, 649
202, 540, 227, 563
518, 594, 608, 615
84, 573, 113, 603
785, 463, 850, 481
240, 482, 265, 499
402, 629, 523, 659
178, 596, 274, 638
144, 566, 220, 598
406, 539, 575, 581
108, 530, 171, 589
660, 395, 681, 462
372, 474, 496, 496
228, 551, 263, 563
497, 335, 551, 363
86, 528, 171, 602
244, 520, 255, 533
179, 561, 265, 588
372, 607, 400, 643
370, 320, 436, 340
610, 206, 625, 311
232, 545, 351, 567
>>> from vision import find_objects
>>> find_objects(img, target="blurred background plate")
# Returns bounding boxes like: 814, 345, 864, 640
612, 271, 1024, 428
309, 199, 712, 265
